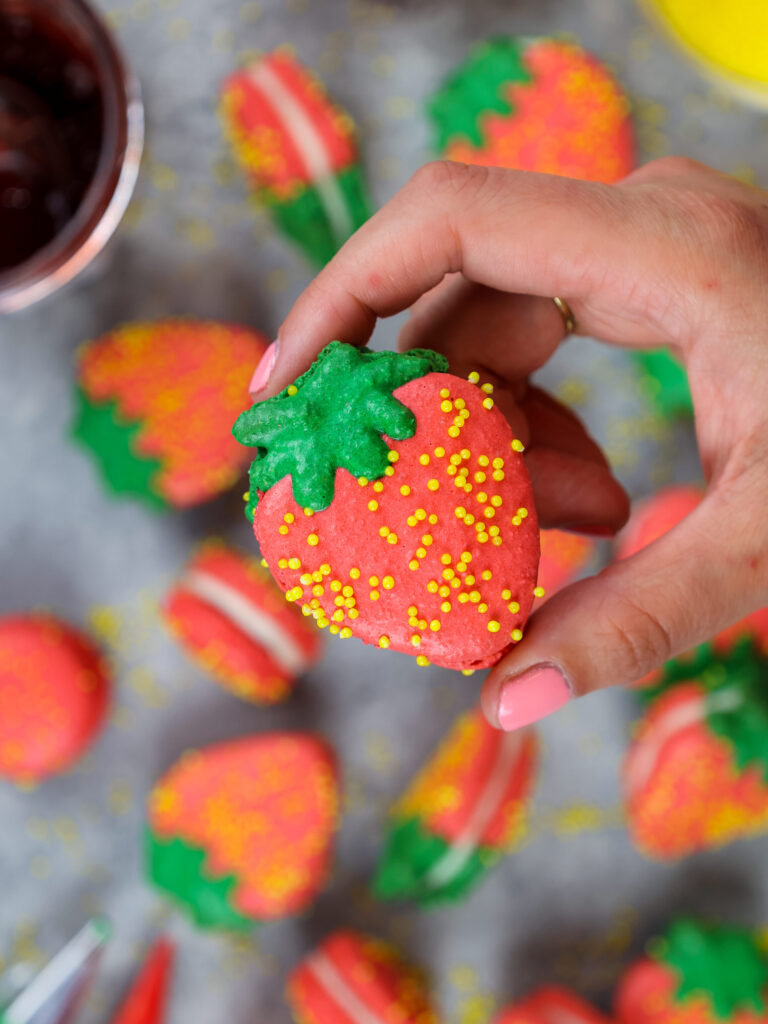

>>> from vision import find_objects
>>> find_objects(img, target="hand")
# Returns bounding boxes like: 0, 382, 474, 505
253, 157, 768, 730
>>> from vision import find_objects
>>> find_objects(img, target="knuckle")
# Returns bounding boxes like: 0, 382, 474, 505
593, 592, 674, 688
646, 155, 708, 179
683, 193, 768, 258
408, 159, 490, 200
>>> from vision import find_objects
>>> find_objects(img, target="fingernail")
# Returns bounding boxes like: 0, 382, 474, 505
562, 523, 616, 538
249, 339, 279, 399
497, 663, 571, 731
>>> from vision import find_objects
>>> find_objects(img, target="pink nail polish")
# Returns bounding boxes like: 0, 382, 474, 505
249, 339, 279, 399
497, 664, 571, 731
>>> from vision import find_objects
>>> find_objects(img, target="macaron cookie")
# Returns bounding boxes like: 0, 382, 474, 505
146, 733, 339, 931
624, 640, 768, 859
632, 348, 692, 420
374, 705, 538, 905
496, 986, 612, 1024
287, 930, 439, 1024
614, 918, 768, 1024
429, 36, 635, 183
220, 50, 371, 267
233, 342, 541, 672
73, 319, 269, 509
0, 614, 109, 783
163, 541, 322, 703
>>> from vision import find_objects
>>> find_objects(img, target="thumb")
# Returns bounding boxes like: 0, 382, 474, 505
481, 481, 767, 731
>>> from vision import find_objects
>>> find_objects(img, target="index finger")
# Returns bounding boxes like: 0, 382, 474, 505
267, 161, 699, 397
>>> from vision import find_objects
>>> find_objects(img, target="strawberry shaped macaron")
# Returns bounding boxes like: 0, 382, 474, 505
233, 342, 540, 671
0, 614, 109, 783
614, 919, 768, 1024
374, 705, 537, 905
146, 733, 338, 931
109, 938, 174, 1024
287, 930, 438, 1024
429, 36, 635, 184
623, 640, 768, 859
496, 986, 613, 1024
163, 540, 321, 704
220, 50, 371, 268
632, 348, 693, 421
74, 319, 269, 509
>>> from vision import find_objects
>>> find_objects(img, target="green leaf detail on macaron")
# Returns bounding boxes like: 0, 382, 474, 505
652, 918, 768, 1019
233, 341, 448, 518
428, 36, 531, 150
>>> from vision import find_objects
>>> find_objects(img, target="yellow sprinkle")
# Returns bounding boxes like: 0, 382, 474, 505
369, 575, 379, 586
409, 559, 420, 570
416, 655, 430, 667
458, 593, 470, 603
330, 580, 342, 592
469, 590, 480, 603
313, 585, 325, 597
244, 492, 250, 501
408, 616, 419, 628
407, 515, 418, 527
417, 547, 427, 558
384, 466, 395, 477
534, 586, 546, 598
340, 627, 353, 639
373, 481, 384, 493
492, 470, 505, 481
511, 628, 523, 642
509, 601, 520, 614
287, 384, 298, 395
428, 514, 438, 524
511, 439, 525, 452
502, 589, 512, 600
411, 634, 421, 647
490, 457, 502, 469
518, 507, 529, 518
478, 533, 489, 543
440, 400, 453, 413
358, 477, 369, 486
320, 564, 331, 575
456, 561, 467, 573
489, 526, 500, 536
483, 398, 494, 410
429, 620, 441, 632
477, 492, 488, 504
427, 479, 439, 491
278, 558, 288, 568
465, 513, 475, 525
279, 525, 289, 535
342, 585, 353, 596
440, 553, 452, 565
387, 450, 399, 463
260, 558, 268, 567
468, 371, 480, 383
304, 507, 314, 516
481, 570, 492, 581
300, 573, 312, 585
349, 608, 359, 619
441, 601, 452, 613
302, 605, 312, 616
440, 387, 450, 398
318, 617, 329, 628
427, 580, 439, 593
382, 576, 394, 590
462, 668, 475, 676
416, 509, 427, 520
512, 516, 522, 526
379, 526, 390, 537
442, 568, 455, 580
387, 533, 398, 545
479, 455, 489, 467
408, 605, 418, 615
478, 602, 488, 614
488, 620, 500, 632
370, 590, 380, 601
419, 453, 430, 466
332, 610, 344, 622
474, 471, 486, 483
447, 465, 458, 477
288, 557, 301, 569
455, 398, 465, 409
448, 426, 460, 438
307, 534, 319, 546
484, 508, 495, 519
400, 485, 411, 496
463, 484, 473, 494
329, 624, 340, 634
421, 534, 433, 546
283, 512, 295, 524
350, 567, 361, 579
481, 382, 494, 394
435, 447, 445, 458
334, 596, 345, 607
491, 496, 503, 508
460, 449, 470, 460
439, 584, 451, 597
455, 506, 466, 519
450, 454, 462, 466
378, 635, 390, 648
492, 536, 503, 546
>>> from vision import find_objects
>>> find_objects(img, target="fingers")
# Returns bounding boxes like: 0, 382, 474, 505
269, 161, 706, 398
526, 447, 629, 534
481, 471, 768, 731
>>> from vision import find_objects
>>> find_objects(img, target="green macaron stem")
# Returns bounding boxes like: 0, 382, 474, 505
146, 828, 254, 931
233, 341, 449, 518
652, 918, 768, 1019
72, 388, 166, 510
428, 36, 531, 151
373, 816, 495, 907
633, 348, 693, 418
267, 165, 372, 268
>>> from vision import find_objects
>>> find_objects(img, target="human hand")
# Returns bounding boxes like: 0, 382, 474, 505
250, 157, 768, 731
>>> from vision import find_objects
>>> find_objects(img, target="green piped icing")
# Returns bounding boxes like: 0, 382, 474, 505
266, 165, 372, 268
146, 827, 253, 932
72, 388, 166, 510
233, 341, 449, 517
428, 37, 531, 151
651, 918, 768, 1018
643, 639, 768, 782
633, 348, 693, 419
372, 816, 494, 908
